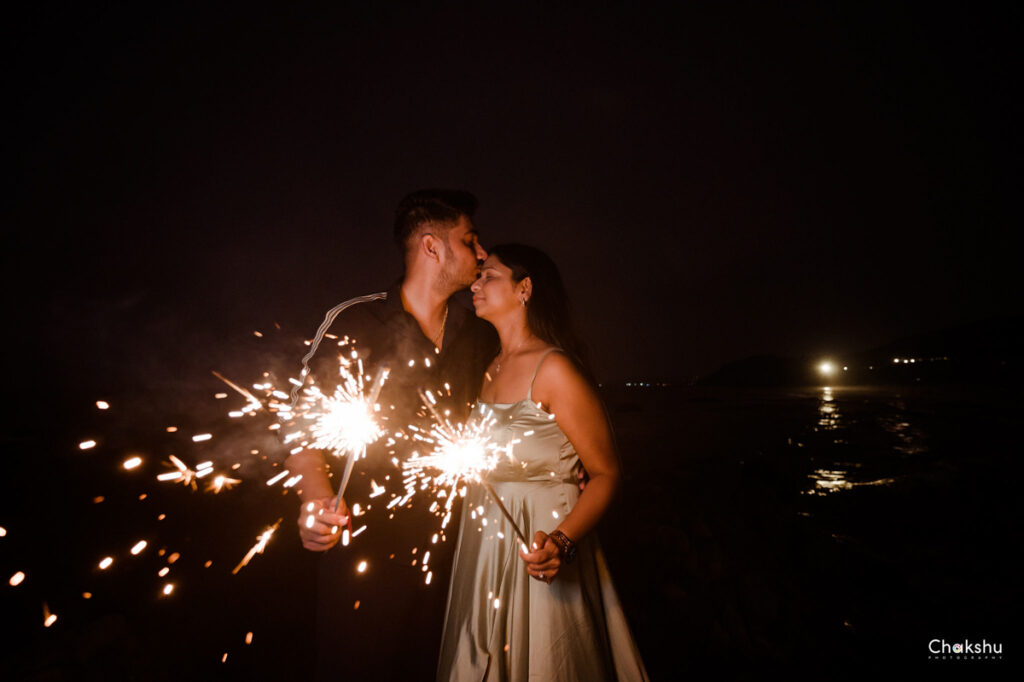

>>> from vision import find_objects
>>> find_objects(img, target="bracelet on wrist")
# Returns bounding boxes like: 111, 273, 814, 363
549, 530, 577, 564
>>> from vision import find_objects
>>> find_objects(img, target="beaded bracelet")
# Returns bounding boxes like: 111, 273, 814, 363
549, 530, 577, 564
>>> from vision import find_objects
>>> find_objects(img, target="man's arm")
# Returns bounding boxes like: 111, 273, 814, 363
286, 448, 349, 551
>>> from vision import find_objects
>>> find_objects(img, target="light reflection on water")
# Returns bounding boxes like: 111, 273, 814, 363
816, 386, 839, 430
805, 386, 914, 496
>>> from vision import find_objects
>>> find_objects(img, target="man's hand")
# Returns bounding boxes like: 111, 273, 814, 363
298, 496, 350, 552
518, 530, 562, 584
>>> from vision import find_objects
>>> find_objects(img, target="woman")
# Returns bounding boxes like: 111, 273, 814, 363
437, 244, 648, 681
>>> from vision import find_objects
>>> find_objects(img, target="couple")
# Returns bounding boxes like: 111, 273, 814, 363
286, 189, 647, 681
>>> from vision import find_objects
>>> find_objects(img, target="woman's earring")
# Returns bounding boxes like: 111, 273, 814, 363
520, 298, 526, 307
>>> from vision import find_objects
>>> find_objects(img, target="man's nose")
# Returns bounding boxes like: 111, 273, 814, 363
475, 243, 488, 260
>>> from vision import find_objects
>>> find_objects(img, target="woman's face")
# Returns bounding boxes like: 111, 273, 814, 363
471, 255, 522, 320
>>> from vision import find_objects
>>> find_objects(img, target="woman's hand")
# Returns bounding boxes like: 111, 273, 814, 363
298, 496, 350, 552
519, 530, 562, 584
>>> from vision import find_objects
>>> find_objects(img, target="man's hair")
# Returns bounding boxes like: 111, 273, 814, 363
393, 189, 478, 253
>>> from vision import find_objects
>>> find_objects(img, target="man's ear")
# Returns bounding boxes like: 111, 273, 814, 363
420, 232, 442, 262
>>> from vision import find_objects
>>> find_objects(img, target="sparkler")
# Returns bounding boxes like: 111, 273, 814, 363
402, 391, 528, 547
291, 358, 390, 513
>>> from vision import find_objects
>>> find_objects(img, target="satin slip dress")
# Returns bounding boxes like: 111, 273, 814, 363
437, 349, 649, 681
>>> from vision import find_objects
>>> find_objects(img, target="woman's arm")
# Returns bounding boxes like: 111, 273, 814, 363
519, 352, 621, 581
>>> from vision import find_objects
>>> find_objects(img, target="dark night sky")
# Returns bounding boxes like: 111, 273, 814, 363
5, 3, 1021, 388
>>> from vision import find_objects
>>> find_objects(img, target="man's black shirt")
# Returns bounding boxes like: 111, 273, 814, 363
303, 283, 496, 681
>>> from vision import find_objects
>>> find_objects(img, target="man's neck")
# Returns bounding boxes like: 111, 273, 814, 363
400, 271, 451, 346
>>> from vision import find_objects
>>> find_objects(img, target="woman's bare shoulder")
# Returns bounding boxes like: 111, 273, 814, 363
532, 349, 591, 404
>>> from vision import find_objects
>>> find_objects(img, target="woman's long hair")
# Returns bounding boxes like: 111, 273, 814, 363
488, 244, 594, 383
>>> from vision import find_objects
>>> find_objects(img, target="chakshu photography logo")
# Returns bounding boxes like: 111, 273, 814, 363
928, 637, 1004, 660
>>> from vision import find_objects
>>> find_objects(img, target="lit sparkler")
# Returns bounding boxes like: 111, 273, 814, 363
287, 354, 390, 512
402, 391, 528, 547
216, 345, 390, 510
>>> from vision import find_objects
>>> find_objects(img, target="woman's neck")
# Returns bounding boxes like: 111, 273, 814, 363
491, 315, 534, 357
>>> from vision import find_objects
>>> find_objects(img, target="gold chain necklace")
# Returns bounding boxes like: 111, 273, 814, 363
432, 305, 449, 349
494, 337, 528, 375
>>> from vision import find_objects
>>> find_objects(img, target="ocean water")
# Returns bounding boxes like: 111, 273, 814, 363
600, 383, 1020, 674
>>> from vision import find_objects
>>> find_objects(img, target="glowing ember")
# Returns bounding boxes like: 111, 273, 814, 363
192, 433, 212, 442
207, 474, 241, 493
130, 540, 148, 555
157, 455, 199, 489
232, 519, 282, 574
356, 560, 368, 574
162, 583, 175, 596
95, 401, 110, 410
166, 426, 178, 432
82, 592, 92, 599
79, 440, 97, 450
123, 456, 142, 470
245, 632, 253, 645
266, 470, 290, 486
43, 604, 57, 628
99, 557, 113, 570
0, 526, 6, 537
9, 571, 25, 586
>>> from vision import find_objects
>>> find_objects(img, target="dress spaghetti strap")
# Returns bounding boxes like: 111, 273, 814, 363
526, 348, 563, 403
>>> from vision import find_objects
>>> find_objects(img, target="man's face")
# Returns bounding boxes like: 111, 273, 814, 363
439, 215, 487, 291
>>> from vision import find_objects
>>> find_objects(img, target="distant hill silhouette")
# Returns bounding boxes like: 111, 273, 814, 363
700, 315, 1023, 386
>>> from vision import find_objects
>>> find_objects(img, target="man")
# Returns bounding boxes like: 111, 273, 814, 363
285, 189, 496, 680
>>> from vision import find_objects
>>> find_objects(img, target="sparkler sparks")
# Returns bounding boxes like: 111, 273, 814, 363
157, 455, 198, 489
20, 341, 403, 653
401, 394, 529, 551
232, 519, 282, 574
207, 474, 241, 493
